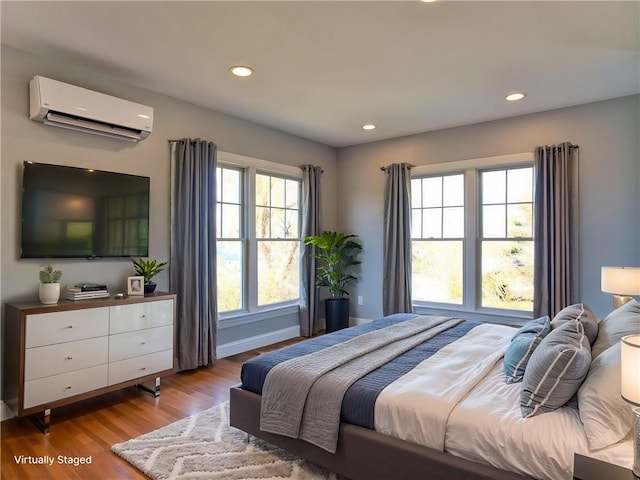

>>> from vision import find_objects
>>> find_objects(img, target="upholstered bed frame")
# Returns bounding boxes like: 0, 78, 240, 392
229, 386, 530, 480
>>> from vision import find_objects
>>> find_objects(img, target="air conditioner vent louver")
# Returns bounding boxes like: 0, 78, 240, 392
29, 75, 153, 142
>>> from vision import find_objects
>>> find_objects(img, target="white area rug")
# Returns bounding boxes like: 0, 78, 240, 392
111, 401, 341, 480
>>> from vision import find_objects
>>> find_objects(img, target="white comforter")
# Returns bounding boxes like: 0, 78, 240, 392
373, 323, 633, 480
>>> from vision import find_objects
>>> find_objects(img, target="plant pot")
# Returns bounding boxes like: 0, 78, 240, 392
144, 281, 157, 294
39, 282, 60, 304
325, 298, 350, 333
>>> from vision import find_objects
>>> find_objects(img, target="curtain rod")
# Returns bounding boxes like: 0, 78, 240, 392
380, 164, 415, 172
168, 139, 218, 148
299, 165, 324, 173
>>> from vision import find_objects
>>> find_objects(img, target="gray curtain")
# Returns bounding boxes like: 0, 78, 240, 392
383, 163, 413, 315
533, 142, 579, 318
170, 138, 218, 370
299, 165, 322, 337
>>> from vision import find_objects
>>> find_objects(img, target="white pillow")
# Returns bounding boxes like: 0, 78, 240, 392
577, 342, 634, 450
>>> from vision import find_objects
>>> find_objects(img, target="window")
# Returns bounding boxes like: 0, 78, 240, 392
255, 173, 300, 306
480, 167, 534, 311
411, 174, 464, 304
216, 158, 301, 316
216, 166, 243, 312
410, 154, 534, 315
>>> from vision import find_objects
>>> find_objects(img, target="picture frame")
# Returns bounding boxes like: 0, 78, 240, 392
127, 276, 144, 296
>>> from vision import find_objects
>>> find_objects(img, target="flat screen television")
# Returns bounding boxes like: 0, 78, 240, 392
21, 162, 150, 259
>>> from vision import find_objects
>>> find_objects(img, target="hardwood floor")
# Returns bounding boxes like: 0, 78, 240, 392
0, 338, 302, 480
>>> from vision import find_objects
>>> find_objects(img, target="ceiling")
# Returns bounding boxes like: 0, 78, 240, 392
2, 1, 639, 148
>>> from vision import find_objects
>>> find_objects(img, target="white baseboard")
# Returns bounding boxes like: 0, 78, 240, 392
217, 325, 301, 359
1, 401, 16, 421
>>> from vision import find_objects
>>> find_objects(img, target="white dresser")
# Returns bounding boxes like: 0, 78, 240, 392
3, 293, 175, 432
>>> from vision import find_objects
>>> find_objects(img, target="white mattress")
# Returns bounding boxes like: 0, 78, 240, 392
374, 323, 633, 480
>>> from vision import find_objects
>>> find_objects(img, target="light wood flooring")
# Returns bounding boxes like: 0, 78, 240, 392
0, 338, 302, 480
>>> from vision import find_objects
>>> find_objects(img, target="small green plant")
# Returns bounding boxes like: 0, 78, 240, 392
131, 258, 168, 284
39, 265, 62, 283
304, 231, 362, 299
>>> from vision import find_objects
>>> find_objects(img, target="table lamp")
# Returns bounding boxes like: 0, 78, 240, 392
621, 334, 640, 478
602, 267, 640, 309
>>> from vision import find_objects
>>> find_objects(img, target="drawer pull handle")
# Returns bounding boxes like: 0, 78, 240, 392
140, 367, 147, 371
141, 314, 146, 318
65, 386, 72, 390
65, 356, 73, 360
66, 325, 73, 329
141, 341, 146, 345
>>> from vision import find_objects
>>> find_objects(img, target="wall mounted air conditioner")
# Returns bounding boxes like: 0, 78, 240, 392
29, 75, 153, 142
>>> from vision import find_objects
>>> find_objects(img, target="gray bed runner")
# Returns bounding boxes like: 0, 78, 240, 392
260, 315, 463, 452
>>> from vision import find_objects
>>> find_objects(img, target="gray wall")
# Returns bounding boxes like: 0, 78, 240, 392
338, 95, 640, 321
2, 45, 639, 405
0, 46, 338, 393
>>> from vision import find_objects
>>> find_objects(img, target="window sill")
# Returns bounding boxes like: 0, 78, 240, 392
413, 303, 532, 327
219, 304, 300, 329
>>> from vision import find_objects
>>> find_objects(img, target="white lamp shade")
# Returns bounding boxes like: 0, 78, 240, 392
621, 335, 640, 406
601, 266, 640, 295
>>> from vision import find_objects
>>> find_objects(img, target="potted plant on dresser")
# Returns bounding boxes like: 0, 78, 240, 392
131, 258, 168, 294
304, 231, 362, 333
39, 265, 62, 304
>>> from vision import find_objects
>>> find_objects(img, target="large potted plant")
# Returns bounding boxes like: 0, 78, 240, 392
131, 258, 168, 294
304, 231, 362, 333
39, 265, 62, 304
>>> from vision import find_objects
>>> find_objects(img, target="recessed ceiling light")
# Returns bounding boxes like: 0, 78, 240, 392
230, 66, 254, 77
505, 92, 526, 102
420, 0, 437, 3
362, 124, 376, 130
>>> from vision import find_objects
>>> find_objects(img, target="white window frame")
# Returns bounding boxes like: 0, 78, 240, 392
216, 151, 303, 327
411, 153, 534, 324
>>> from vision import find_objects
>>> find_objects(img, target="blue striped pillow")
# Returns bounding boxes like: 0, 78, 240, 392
503, 316, 551, 384
520, 319, 592, 418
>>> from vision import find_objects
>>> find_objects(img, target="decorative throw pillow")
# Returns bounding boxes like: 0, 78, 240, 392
591, 299, 640, 359
577, 342, 634, 450
503, 316, 551, 384
520, 319, 591, 418
550, 303, 598, 345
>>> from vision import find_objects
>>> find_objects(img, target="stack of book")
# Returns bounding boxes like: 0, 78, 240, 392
65, 283, 109, 301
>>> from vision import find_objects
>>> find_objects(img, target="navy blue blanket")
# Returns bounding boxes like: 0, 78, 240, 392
241, 314, 480, 429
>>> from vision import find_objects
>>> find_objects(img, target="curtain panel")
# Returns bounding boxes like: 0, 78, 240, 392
383, 163, 413, 316
533, 142, 579, 318
170, 138, 218, 370
299, 165, 323, 337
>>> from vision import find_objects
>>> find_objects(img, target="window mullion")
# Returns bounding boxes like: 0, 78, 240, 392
246, 167, 258, 313
464, 168, 478, 311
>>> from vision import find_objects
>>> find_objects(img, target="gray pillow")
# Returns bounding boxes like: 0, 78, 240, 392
591, 299, 640, 359
503, 316, 551, 384
520, 319, 591, 418
550, 303, 598, 345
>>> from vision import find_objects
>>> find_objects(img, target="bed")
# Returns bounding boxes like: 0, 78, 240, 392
229, 301, 638, 480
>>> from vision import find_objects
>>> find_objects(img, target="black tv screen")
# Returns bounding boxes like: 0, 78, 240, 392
21, 162, 150, 258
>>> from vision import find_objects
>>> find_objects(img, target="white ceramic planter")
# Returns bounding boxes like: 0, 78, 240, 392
39, 282, 60, 304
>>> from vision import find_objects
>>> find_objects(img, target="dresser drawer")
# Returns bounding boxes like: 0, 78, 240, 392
108, 349, 173, 385
109, 299, 173, 334
25, 336, 108, 381
24, 364, 108, 409
109, 325, 173, 362
25, 307, 109, 348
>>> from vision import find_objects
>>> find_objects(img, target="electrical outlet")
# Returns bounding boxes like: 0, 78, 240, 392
357, 295, 364, 306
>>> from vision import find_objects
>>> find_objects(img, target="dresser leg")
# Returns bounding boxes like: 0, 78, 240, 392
136, 376, 161, 397
30, 408, 51, 434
